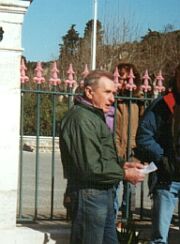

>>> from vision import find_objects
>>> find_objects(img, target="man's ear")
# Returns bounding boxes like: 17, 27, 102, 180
84, 86, 93, 100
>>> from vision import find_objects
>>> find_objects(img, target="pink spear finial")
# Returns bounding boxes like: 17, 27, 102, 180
141, 69, 151, 92
20, 59, 29, 84
113, 66, 121, 90
33, 62, 45, 84
49, 62, 61, 86
80, 64, 89, 88
125, 68, 137, 91
154, 70, 165, 93
65, 64, 76, 88
82, 64, 89, 78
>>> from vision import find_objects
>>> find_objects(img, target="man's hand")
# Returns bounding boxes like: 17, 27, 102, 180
123, 161, 145, 170
123, 161, 145, 185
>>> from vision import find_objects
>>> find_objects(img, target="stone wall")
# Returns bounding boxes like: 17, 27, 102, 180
22, 136, 59, 152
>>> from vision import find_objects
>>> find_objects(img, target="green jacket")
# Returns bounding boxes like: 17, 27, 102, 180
59, 99, 124, 188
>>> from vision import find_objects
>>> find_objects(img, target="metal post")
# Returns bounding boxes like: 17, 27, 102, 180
91, 0, 98, 70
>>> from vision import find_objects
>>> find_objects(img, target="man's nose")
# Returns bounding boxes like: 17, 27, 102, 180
110, 94, 115, 103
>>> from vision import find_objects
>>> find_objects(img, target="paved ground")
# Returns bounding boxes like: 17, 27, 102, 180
19, 217, 180, 244
18, 221, 71, 244
17, 151, 180, 243
134, 217, 180, 244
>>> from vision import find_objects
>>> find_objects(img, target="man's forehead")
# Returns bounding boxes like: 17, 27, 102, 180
98, 80, 115, 92
98, 76, 114, 85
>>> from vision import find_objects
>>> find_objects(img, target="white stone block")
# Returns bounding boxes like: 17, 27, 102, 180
0, 191, 17, 229
0, 0, 29, 231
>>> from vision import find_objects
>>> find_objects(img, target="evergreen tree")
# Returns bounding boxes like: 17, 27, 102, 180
59, 24, 81, 78
79, 19, 104, 70
59, 20, 104, 78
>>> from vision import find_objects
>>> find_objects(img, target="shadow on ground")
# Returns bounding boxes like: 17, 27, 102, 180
19, 210, 180, 244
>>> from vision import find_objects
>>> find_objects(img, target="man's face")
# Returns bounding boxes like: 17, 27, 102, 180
86, 77, 116, 113
118, 69, 129, 91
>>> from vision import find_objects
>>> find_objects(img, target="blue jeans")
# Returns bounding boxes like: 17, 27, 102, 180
150, 181, 180, 244
70, 187, 118, 244
114, 184, 120, 218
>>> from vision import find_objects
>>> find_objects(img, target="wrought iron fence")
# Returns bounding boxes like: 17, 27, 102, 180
17, 59, 171, 223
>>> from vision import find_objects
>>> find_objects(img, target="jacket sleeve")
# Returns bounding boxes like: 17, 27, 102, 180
135, 109, 164, 163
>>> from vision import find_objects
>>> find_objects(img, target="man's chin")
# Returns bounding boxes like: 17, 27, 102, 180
104, 108, 110, 113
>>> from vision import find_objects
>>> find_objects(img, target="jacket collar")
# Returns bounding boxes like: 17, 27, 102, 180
74, 95, 105, 120
163, 92, 176, 114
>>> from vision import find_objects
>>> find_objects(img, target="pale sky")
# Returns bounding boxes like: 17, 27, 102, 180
22, 0, 180, 62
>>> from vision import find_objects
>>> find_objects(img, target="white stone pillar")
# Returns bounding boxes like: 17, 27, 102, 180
0, 0, 29, 229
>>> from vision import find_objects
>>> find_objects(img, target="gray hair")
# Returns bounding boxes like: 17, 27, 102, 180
84, 70, 114, 89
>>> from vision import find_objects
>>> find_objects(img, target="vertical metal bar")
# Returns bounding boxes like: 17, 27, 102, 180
68, 87, 73, 109
140, 181, 144, 220
127, 92, 132, 160
18, 89, 24, 219
124, 90, 133, 222
140, 92, 148, 220
50, 87, 56, 219
34, 84, 41, 220
113, 95, 118, 140
18, 85, 34, 223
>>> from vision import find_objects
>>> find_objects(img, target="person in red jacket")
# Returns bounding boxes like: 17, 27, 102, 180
136, 64, 180, 243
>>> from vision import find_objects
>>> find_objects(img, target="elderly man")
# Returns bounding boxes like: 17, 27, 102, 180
60, 70, 145, 244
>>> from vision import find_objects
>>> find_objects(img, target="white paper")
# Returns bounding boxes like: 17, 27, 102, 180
139, 162, 157, 174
